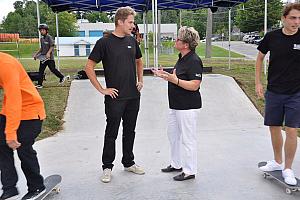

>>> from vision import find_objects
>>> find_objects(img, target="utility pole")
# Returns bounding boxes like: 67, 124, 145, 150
205, 8, 212, 58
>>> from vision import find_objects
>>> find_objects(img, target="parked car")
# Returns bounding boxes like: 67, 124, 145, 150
253, 37, 263, 45
248, 35, 261, 44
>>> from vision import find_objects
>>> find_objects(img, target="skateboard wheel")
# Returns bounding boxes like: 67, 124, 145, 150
54, 187, 61, 194
263, 173, 267, 179
285, 188, 292, 195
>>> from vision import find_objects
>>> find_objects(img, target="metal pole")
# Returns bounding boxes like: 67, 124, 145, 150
205, 8, 212, 58
179, 10, 182, 27
264, 0, 267, 75
228, 8, 231, 70
155, 0, 158, 68
36, 0, 41, 47
56, 13, 60, 70
152, 0, 156, 68
143, 12, 149, 68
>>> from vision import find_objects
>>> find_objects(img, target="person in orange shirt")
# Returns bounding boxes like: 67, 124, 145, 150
0, 53, 46, 200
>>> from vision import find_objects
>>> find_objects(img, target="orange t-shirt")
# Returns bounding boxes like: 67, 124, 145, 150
0, 52, 46, 141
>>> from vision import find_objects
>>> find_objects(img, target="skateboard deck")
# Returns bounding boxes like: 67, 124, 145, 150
35, 53, 49, 64
258, 161, 300, 194
36, 175, 62, 200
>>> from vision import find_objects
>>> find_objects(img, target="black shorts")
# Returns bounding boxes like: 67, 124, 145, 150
264, 90, 300, 128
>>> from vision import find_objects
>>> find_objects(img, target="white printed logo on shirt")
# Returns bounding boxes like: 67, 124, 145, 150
128, 46, 132, 49
293, 44, 300, 50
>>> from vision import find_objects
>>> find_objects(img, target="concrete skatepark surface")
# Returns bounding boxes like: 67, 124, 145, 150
13, 75, 300, 199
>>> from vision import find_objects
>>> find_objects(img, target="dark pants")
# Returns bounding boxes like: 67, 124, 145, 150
102, 98, 140, 170
38, 60, 64, 86
0, 115, 45, 193
264, 90, 300, 128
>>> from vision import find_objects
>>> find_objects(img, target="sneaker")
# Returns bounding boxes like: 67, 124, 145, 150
59, 75, 70, 85
101, 168, 112, 183
282, 169, 297, 186
259, 160, 284, 172
161, 165, 182, 173
0, 189, 19, 200
35, 85, 43, 89
124, 164, 145, 175
173, 172, 195, 181
21, 188, 46, 200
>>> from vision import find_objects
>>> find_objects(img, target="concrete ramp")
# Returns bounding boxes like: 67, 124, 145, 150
15, 75, 300, 199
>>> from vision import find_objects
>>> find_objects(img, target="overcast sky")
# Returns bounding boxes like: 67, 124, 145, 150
0, 0, 295, 23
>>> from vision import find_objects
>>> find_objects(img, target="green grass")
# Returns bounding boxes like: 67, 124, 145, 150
0, 43, 39, 58
0, 41, 243, 59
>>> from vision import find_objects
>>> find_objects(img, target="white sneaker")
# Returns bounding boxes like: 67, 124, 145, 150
101, 168, 112, 183
59, 75, 70, 85
124, 164, 145, 175
259, 160, 284, 171
282, 169, 297, 186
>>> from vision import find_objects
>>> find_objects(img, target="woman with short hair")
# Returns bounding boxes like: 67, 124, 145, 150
152, 26, 203, 181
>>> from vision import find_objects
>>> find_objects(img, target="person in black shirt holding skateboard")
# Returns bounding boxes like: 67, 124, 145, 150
152, 26, 203, 181
256, 3, 300, 186
33, 24, 68, 89
85, 6, 144, 183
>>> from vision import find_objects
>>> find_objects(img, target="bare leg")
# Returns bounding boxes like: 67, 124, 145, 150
284, 127, 298, 169
269, 126, 283, 164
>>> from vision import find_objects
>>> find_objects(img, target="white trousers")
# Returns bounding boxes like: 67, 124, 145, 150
167, 109, 199, 175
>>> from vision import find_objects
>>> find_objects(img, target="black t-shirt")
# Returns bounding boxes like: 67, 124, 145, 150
40, 35, 55, 60
168, 51, 203, 110
88, 33, 142, 100
257, 29, 300, 94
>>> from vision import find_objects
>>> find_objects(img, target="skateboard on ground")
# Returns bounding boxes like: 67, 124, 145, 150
35, 53, 49, 64
258, 161, 300, 194
36, 174, 62, 200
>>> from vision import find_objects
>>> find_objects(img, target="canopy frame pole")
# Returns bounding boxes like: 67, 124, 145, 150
228, 8, 231, 70
56, 13, 60, 70
143, 11, 149, 68
36, 0, 41, 47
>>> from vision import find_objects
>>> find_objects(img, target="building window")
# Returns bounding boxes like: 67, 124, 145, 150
86, 44, 91, 56
77, 31, 85, 37
74, 44, 79, 56
89, 30, 103, 37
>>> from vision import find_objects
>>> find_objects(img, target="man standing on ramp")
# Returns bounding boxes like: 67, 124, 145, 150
256, 3, 300, 186
85, 6, 144, 183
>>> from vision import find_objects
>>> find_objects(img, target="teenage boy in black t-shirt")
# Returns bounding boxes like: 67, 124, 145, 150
84, 6, 144, 183
256, 3, 300, 185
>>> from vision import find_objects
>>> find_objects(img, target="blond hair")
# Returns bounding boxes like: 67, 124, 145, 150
178, 26, 200, 50
114, 6, 136, 26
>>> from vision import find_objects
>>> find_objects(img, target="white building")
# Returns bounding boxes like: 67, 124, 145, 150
77, 21, 177, 39
55, 21, 178, 57
55, 37, 99, 57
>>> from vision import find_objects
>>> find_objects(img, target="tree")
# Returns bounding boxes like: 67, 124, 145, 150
46, 12, 78, 37
235, 0, 283, 33
2, 0, 78, 37
85, 12, 111, 23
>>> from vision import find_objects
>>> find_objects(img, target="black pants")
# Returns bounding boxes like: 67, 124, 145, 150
38, 60, 64, 86
102, 98, 140, 169
0, 115, 45, 193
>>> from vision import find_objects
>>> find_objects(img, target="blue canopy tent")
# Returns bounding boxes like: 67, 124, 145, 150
40, 0, 249, 68
42, 0, 248, 12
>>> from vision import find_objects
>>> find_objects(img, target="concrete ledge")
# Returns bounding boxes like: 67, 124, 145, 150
95, 67, 212, 76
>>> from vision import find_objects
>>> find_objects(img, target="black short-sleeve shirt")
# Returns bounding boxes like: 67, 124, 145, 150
257, 29, 300, 94
88, 33, 142, 100
40, 35, 55, 60
168, 51, 203, 110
